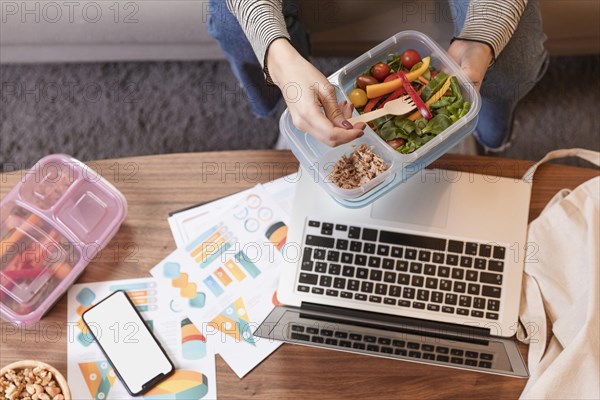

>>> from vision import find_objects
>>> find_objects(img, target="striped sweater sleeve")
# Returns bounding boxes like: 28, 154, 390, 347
226, 0, 290, 81
227, 0, 527, 77
455, 0, 528, 60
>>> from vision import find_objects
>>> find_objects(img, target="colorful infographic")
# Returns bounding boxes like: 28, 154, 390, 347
163, 261, 206, 308
67, 278, 217, 400
153, 185, 289, 378
224, 259, 246, 282
108, 281, 158, 313
185, 225, 232, 268
234, 251, 261, 278
265, 221, 288, 251
143, 370, 209, 400
210, 297, 256, 346
74, 287, 97, 347
181, 318, 207, 360
198, 251, 262, 299
78, 361, 117, 400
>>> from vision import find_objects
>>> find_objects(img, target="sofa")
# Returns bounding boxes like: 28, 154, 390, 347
1, 0, 598, 63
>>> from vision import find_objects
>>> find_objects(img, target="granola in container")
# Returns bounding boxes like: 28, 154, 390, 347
330, 144, 389, 189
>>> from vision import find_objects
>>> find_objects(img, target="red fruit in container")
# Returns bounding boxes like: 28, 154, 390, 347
372, 63, 391, 81
401, 49, 422, 69
356, 75, 379, 89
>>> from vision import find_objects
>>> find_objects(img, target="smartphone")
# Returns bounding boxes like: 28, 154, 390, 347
82, 290, 175, 396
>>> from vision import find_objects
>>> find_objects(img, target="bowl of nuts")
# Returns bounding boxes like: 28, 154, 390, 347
0, 360, 70, 400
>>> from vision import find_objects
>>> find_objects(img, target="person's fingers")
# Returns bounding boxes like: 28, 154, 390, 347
320, 85, 353, 129
340, 100, 353, 119
289, 85, 365, 147
306, 111, 364, 146
340, 102, 367, 131
354, 122, 367, 131
292, 107, 365, 147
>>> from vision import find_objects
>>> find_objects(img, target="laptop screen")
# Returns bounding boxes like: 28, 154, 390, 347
255, 306, 528, 378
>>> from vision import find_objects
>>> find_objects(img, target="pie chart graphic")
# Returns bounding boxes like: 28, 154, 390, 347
143, 370, 209, 400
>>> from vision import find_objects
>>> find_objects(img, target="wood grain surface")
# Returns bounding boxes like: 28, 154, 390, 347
1, 150, 598, 399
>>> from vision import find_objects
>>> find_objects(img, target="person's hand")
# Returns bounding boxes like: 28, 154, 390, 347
267, 39, 366, 146
447, 40, 494, 91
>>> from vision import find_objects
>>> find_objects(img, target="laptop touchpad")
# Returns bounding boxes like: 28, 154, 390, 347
370, 172, 452, 228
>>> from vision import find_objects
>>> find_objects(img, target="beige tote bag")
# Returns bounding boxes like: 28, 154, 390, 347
518, 148, 600, 399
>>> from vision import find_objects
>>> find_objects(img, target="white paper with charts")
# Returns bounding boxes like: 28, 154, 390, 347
66, 277, 217, 400
152, 185, 291, 377
168, 175, 297, 249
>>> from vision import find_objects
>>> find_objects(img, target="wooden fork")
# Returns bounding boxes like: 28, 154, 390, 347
348, 95, 415, 124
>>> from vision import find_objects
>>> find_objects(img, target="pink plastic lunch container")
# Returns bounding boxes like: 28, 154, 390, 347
0, 154, 127, 325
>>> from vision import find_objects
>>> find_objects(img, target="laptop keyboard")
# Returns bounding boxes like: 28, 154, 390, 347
297, 220, 506, 321
289, 324, 494, 369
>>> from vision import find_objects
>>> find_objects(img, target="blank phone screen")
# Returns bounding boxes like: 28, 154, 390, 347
82, 291, 173, 394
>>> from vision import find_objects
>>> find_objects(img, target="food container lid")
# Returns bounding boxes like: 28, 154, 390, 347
1, 154, 127, 324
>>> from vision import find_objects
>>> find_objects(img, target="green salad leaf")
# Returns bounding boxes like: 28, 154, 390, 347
422, 114, 453, 135
430, 96, 456, 109
354, 56, 470, 155
394, 118, 416, 136
420, 72, 449, 101
379, 120, 398, 140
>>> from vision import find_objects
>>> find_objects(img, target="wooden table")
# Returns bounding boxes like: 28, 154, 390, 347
1, 151, 598, 399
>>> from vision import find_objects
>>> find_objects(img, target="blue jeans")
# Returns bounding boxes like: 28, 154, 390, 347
207, 0, 309, 118
208, 0, 549, 151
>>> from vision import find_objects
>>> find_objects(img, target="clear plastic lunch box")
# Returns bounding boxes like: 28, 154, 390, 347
280, 30, 481, 208
0, 154, 127, 325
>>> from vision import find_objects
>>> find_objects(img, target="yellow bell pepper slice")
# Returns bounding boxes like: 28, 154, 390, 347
366, 56, 430, 99
407, 75, 453, 121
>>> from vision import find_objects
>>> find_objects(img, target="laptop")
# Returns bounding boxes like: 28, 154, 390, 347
255, 166, 531, 377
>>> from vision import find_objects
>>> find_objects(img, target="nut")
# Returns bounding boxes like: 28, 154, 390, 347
26, 384, 36, 395
40, 373, 52, 387
0, 367, 64, 400
330, 144, 388, 189
44, 386, 60, 397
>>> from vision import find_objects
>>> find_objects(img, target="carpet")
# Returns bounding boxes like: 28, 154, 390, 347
1, 55, 598, 171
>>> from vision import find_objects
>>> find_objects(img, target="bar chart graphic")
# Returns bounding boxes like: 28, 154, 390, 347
108, 281, 158, 313
224, 259, 246, 282
185, 225, 232, 268
199, 251, 262, 299
234, 251, 261, 278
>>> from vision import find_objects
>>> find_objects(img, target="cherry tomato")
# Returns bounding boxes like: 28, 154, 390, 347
401, 49, 422, 70
348, 88, 368, 108
372, 63, 391, 81
356, 75, 379, 89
